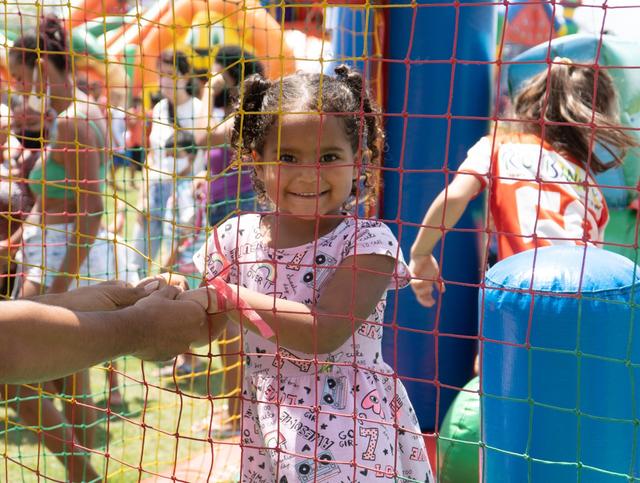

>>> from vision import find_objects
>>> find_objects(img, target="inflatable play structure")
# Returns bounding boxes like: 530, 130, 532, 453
436, 31, 640, 482
483, 245, 639, 482
1, 0, 639, 481
0, 0, 297, 106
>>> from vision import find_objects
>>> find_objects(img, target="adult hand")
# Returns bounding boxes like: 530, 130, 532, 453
137, 272, 190, 292
129, 285, 207, 361
177, 286, 223, 314
38, 280, 152, 311
409, 254, 444, 308
193, 171, 207, 196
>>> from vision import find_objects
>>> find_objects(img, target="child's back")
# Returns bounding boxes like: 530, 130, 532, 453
460, 132, 608, 260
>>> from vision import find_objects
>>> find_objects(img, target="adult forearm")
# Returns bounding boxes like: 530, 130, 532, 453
0, 301, 138, 384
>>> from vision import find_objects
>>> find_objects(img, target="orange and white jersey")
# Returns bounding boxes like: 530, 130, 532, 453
458, 133, 609, 261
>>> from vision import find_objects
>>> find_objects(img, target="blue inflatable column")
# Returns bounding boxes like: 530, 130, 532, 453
323, 7, 375, 76
482, 246, 640, 482
383, 1, 496, 430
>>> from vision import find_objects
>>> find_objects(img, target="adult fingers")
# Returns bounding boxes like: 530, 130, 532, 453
112, 285, 151, 306
149, 285, 182, 300
137, 276, 167, 290
97, 279, 130, 288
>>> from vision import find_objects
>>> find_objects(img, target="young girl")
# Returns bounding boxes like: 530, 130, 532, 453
410, 58, 639, 308
179, 65, 434, 482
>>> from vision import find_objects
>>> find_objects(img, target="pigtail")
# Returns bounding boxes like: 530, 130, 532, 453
42, 15, 67, 54
232, 73, 273, 205
334, 64, 384, 209
232, 74, 272, 156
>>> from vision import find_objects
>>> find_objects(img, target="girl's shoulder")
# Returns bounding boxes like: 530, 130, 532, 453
337, 218, 401, 258
176, 96, 202, 117
214, 213, 263, 247
337, 218, 411, 289
218, 213, 261, 233
193, 214, 260, 279
291, 217, 403, 261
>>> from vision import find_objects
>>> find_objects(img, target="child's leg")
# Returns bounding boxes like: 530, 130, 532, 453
131, 181, 170, 274
5, 384, 100, 482
160, 193, 179, 269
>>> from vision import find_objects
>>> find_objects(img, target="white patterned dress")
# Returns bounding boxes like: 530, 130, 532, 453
193, 214, 434, 483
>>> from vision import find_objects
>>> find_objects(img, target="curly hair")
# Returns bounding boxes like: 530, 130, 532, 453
231, 64, 384, 211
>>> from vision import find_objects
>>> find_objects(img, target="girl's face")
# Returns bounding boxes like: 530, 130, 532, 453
158, 61, 187, 100
255, 113, 357, 219
9, 56, 43, 99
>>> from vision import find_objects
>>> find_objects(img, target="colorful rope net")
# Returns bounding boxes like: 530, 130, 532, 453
0, 1, 639, 482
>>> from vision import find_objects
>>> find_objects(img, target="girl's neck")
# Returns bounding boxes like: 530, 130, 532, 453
261, 211, 346, 249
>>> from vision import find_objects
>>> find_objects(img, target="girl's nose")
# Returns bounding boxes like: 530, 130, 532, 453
293, 163, 321, 183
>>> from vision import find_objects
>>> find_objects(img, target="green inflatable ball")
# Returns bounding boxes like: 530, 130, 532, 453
438, 376, 480, 483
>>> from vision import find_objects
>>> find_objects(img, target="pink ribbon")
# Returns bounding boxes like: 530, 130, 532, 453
203, 228, 275, 340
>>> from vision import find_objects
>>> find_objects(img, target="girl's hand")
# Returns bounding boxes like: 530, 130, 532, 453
177, 287, 229, 346
409, 254, 444, 308
177, 286, 223, 314
137, 272, 190, 292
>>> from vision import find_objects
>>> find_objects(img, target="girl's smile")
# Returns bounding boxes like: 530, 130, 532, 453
254, 112, 358, 220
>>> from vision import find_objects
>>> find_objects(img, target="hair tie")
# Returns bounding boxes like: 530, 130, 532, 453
553, 56, 573, 65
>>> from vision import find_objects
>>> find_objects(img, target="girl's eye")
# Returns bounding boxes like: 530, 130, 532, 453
279, 154, 296, 163
320, 153, 339, 164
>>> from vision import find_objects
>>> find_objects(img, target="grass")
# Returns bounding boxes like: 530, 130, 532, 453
2, 353, 238, 482
2, 168, 241, 482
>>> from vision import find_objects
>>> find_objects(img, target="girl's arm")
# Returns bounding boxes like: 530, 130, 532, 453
180, 254, 396, 354
48, 118, 104, 293
409, 173, 482, 307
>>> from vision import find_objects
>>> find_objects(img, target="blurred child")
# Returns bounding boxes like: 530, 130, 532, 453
123, 95, 146, 188
161, 130, 200, 271
409, 58, 639, 308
